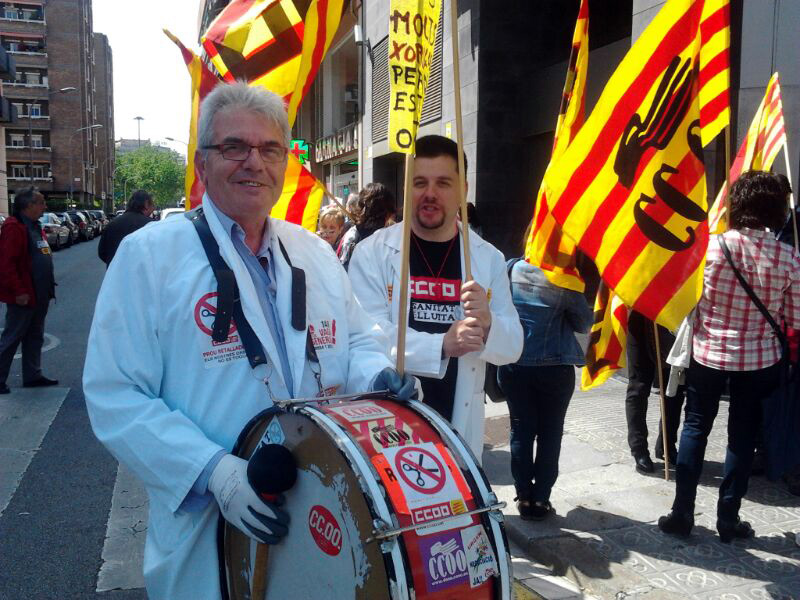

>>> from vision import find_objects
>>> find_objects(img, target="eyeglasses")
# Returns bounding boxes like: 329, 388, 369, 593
203, 142, 288, 163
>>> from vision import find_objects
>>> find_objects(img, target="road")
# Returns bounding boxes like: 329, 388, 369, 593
0, 237, 146, 599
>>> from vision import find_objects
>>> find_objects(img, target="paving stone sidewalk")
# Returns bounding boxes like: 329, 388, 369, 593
482, 377, 800, 599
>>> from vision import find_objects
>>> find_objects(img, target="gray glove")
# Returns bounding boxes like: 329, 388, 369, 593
208, 454, 290, 544
371, 367, 418, 401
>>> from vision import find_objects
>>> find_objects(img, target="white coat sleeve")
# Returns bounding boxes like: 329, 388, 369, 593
339, 262, 394, 393
478, 250, 523, 366
83, 236, 225, 515
349, 240, 448, 379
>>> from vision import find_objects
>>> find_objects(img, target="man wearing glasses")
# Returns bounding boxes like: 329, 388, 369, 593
83, 82, 413, 599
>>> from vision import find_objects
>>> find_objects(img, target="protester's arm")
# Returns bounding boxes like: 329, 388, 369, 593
0, 224, 29, 301
83, 236, 225, 515
478, 250, 523, 366
563, 288, 594, 334
349, 241, 448, 378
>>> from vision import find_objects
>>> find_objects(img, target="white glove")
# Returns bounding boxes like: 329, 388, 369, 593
208, 454, 290, 544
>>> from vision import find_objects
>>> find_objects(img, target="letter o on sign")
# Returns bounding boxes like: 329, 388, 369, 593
308, 505, 342, 556
395, 129, 413, 149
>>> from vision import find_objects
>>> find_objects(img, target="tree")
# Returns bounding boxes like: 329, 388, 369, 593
114, 145, 185, 208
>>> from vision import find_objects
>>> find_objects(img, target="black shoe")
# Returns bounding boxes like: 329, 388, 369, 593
658, 511, 694, 537
635, 454, 655, 474
654, 446, 678, 464
0, 383, 9, 394
516, 497, 535, 521
717, 517, 754, 544
23, 376, 59, 388
529, 500, 553, 521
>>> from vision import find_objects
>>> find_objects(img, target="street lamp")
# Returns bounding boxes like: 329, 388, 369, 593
69, 124, 103, 204
28, 86, 77, 182
165, 136, 188, 145
134, 116, 144, 147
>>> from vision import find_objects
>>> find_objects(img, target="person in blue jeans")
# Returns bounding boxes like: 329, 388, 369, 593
498, 254, 592, 520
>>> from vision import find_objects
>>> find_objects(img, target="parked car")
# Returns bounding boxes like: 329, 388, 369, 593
88, 210, 109, 232
55, 212, 79, 245
160, 208, 185, 220
40, 212, 71, 250
76, 210, 101, 237
66, 210, 94, 241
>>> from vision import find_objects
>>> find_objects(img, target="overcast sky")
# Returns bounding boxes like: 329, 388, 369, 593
93, 0, 204, 156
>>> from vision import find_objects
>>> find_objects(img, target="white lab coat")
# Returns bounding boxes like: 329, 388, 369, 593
83, 199, 391, 600
348, 222, 523, 457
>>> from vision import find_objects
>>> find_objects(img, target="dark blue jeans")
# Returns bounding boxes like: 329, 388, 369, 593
672, 358, 780, 521
497, 363, 575, 502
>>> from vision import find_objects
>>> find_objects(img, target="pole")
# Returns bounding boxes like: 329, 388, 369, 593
723, 125, 732, 229
28, 104, 33, 182
322, 187, 358, 222
449, 0, 472, 279
782, 144, 798, 252
395, 153, 415, 375
653, 322, 670, 481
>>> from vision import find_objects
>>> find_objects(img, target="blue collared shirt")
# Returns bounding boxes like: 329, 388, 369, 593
182, 196, 294, 512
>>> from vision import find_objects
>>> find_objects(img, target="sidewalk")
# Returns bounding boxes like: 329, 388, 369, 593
482, 376, 800, 599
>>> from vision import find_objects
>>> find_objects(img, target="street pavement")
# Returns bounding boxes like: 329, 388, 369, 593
481, 376, 800, 600
2, 235, 798, 598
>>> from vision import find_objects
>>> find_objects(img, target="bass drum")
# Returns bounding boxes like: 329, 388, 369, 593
222, 393, 511, 599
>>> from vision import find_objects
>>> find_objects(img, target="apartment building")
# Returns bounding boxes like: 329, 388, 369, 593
1, 0, 113, 210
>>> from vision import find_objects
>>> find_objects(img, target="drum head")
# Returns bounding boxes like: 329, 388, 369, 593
223, 410, 391, 600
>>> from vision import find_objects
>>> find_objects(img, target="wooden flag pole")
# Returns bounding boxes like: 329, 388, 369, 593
653, 321, 671, 481
322, 187, 358, 222
395, 153, 415, 375
782, 143, 798, 252
449, 0, 472, 280
724, 125, 732, 227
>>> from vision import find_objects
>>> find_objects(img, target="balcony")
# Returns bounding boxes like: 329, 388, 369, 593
0, 13, 45, 24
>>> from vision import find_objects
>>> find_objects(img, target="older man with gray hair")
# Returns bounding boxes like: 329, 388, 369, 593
83, 81, 413, 599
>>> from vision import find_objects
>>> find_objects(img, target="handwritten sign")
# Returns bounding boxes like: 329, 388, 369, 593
388, 0, 442, 153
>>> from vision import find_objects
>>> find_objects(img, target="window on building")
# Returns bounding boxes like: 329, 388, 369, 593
25, 72, 40, 85
10, 133, 25, 147
11, 165, 26, 178
31, 135, 42, 148
12, 102, 23, 116
32, 165, 47, 178
4, 9, 17, 19
30, 104, 41, 117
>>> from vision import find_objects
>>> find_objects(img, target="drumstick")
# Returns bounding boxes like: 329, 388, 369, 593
251, 544, 269, 598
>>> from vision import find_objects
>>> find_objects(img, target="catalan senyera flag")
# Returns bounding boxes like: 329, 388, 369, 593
708, 72, 786, 232
545, 0, 730, 332
524, 0, 588, 293
164, 30, 220, 209
582, 284, 629, 390
202, 0, 304, 98
202, 0, 344, 127
270, 154, 326, 231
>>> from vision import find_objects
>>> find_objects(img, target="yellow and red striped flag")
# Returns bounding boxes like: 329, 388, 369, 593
524, 0, 588, 293
165, 30, 220, 209
270, 154, 326, 231
582, 283, 629, 390
708, 72, 786, 232
545, 0, 730, 331
201, 0, 344, 127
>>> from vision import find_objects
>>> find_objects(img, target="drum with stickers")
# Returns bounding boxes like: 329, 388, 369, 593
221, 391, 511, 599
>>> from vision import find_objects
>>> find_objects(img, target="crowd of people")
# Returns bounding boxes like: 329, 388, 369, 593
1, 80, 797, 598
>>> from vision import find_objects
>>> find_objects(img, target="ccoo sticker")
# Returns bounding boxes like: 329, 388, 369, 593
308, 505, 342, 556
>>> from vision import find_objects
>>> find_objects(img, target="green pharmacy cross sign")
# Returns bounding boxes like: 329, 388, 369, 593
290, 139, 309, 164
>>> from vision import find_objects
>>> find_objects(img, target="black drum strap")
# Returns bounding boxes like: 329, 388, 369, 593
185, 208, 267, 368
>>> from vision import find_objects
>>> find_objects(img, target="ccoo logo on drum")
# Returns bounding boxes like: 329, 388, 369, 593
308, 505, 342, 556
419, 531, 469, 591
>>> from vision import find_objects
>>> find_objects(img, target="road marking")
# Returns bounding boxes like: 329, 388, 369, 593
12, 333, 60, 360
96, 463, 147, 592
0, 386, 68, 518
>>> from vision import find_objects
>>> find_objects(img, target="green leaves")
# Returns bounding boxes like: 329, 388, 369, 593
115, 145, 185, 208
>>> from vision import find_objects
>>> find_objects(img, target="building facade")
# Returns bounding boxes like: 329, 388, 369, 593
196, 0, 799, 256
93, 31, 113, 213
1, 0, 114, 211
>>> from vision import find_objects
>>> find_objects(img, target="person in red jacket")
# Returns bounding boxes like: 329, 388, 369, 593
0, 187, 58, 393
